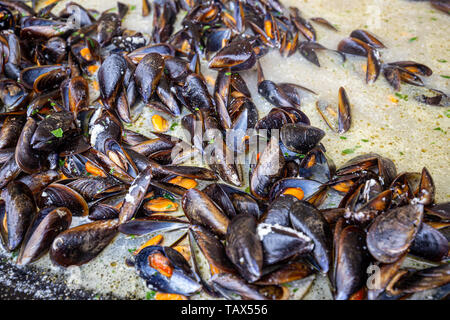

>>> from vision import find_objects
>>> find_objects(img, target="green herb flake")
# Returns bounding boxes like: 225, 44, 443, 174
433, 127, 447, 134
361, 139, 369, 142
166, 204, 173, 209
58, 159, 65, 167
395, 92, 408, 101
109, 168, 115, 175
399, 151, 404, 155
297, 154, 305, 159
431, 17, 437, 21
163, 193, 175, 201
146, 291, 156, 300
440, 75, 450, 79
437, 59, 447, 63
342, 148, 355, 155
87, 37, 95, 48
225, 72, 232, 76
128, 248, 136, 253
170, 122, 179, 131
130, 5, 136, 10
408, 36, 418, 42
51, 128, 64, 138
244, 186, 251, 194
339, 136, 347, 140
444, 110, 450, 118
203, 25, 211, 31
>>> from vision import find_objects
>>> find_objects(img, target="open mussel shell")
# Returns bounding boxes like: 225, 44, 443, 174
17, 207, 72, 265
250, 136, 286, 201
225, 214, 263, 282
134, 52, 165, 104
257, 222, 314, 266
0, 153, 21, 189
118, 166, 152, 224
182, 188, 230, 237
280, 123, 325, 154
118, 217, 189, 236
414, 167, 435, 206
15, 117, 42, 174
189, 225, 235, 274
50, 219, 120, 267
0, 79, 30, 112
425, 202, 450, 221
337, 37, 370, 57
30, 111, 78, 151
38, 183, 89, 217
410, 223, 449, 262
350, 29, 386, 49
289, 200, 332, 273
333, 223, 370, 300
336, 153, 397, 187
135, 245, 201, 296
210, 273, 269, 300
255, 260, 313, 285
203, 183, 262, 219
0, 181, 37, 251
182, 73, 214, 112
97, 53, 127, 108
269, 178, 323, 203
18, 169, 59, 194
367, 204, 424, 263
209, 38, 256, 71
127, 43, 175, 64
64, 177, 123, 202
0, 115, 25, 149
387, 264, 450, 296
298, 146, 336, 183
19, 65, 68, 93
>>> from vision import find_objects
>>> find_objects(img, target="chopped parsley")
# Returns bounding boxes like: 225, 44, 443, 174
395, 92, 408, 101
408, 36, 418, 42
146, 291, 156, 300
130, 5, 136, 10
50, 128, 63, 138
434, 127, 447, 134
163, 193, 175, 201
440, 75, 450, 79
170, 122, 179, 131
437, 59, 447, 63
109, 168, 115, 175
361, 139, 369, 142
342, 148, 355, 155
339, 136, 347, 140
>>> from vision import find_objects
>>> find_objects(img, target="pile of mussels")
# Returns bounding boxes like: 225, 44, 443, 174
0, 0, 448, 300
